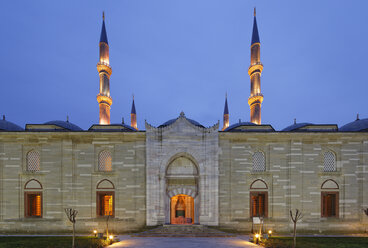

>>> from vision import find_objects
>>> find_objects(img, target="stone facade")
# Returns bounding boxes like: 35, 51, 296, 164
145, 113, 219, 226
0, 132, 146, 233
219, 132, 368, 233
0, 117, 367, 233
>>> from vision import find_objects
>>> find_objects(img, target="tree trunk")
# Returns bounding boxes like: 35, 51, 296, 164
72, 222, 75, 248
106, 217, 109, 238
293, 221, 296, 248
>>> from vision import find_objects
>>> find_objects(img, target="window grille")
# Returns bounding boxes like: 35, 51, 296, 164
98, 150, 112, 171
321, 192, 338, 217
250, 192, 267, 217
25, 192, 42, 217
323, 151, 336, 172
97, 192, 114, 216
27, 151, 40, 172
253, 152, 265, 172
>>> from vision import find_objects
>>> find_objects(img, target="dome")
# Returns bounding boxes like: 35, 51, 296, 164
159, 118, 204, 128
224, 122, 256, 131
110, 123, 137, 131
0, 119, 24, 131
44, 120, 83, 131
282, 123, 312, 132
339, 118, 368, 132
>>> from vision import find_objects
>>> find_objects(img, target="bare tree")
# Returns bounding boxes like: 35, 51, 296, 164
65, 208, 78, 248
290, 209, 303, 248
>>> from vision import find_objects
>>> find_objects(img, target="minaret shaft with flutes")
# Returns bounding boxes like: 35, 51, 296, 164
97, 12, 112, 125
248, 8, 263, 125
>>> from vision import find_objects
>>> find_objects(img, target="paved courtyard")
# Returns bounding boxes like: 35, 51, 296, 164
108, 235, 260, 248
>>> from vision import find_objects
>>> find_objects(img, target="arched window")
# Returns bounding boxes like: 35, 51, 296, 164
323, 151, 336, 172
24, 179, 43, 217
98, 150, 112, 172
96, 179, 114, 217
26, 150, 40, 172
250, 179, 268, 217
252, 151, 265, 172
321, 179, 339, 218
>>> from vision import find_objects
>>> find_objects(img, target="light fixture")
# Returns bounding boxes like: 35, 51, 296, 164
93, 230, 97, 237
255, 233, 260, 239
109, 235, 113, 240
268, 230, 272, 234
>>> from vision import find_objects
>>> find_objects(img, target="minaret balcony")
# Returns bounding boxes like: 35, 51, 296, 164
97, 94, 113, 106
248, 63, 263, 76
248, 93, 264, 106
97, 62, 112, 75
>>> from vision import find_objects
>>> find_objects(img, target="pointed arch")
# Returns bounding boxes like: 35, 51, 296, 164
250, 179, 268, 189
24, 179, 42, 189
96, 179, 115, 189
321, 179, 339, 189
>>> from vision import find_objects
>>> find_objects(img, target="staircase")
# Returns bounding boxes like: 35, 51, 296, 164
133, 225, 236, 237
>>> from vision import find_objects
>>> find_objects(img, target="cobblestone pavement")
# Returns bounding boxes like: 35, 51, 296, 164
108, 235, 260, 248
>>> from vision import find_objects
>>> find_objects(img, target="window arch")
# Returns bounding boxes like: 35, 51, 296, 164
98, 150, 112, 172
252, 151, 265, 172
250, 179, 268, 218
24, 179, 42, 218
321, 179, 339, 218
323, 151, 336, 172
26, 150, 40, 172
96, 179, 114, 217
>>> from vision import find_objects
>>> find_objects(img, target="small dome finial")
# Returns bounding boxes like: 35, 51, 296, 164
2, 115, 5, 121
294, 118, 296, 124
357, 113, 360, 121
103, 11, 105, 21
254, 7, 256, 17
180, 111, 185, 117
66, 115, 69, 122
122, 117, 125, 124
239, 119, 241, 123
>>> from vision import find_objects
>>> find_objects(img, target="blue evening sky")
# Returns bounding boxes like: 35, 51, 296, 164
1, 0, 367, 130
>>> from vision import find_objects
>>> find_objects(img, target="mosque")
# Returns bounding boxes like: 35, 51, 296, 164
0, 10, 367, 234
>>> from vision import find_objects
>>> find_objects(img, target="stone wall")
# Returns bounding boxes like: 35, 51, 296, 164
218, 132, 368, 233
145, 113, 219, 226
0, 132, 146, 233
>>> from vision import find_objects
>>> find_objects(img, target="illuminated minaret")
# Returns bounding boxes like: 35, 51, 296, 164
222, 94, 229, 130
97, 12, 113, 125
131, 95, 138, 130
248, 8, 263, 125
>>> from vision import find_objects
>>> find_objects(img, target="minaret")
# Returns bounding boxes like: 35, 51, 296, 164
97, 12, 113, 125
222, 94, 229, 130
131, 95, 138, 130
248, 8, 263, 125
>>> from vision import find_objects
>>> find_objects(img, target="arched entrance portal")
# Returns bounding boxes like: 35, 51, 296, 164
170, 194, 194, 224
165, 154, 199, 224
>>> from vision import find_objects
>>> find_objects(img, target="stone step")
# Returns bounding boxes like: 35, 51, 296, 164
132, 225, 236, 237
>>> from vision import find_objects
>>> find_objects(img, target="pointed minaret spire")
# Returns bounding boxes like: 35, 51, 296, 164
100, 12, 108, 45
222, 93, 229, 130
97, 12, 113, 124
248, 8, 263, 125
131, 95, 138, 130
251, 8, 260, 45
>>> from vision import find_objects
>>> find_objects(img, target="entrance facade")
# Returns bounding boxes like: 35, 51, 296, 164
170, 194, 194, 224
145, 113, 219, 226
